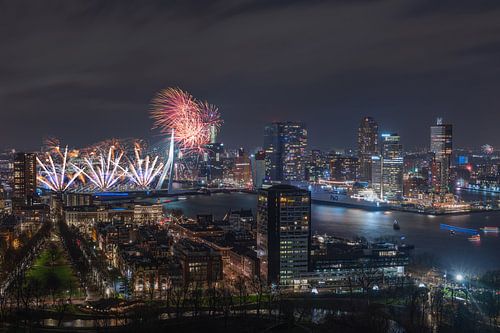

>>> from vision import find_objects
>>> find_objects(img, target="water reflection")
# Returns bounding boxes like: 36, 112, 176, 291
164, 193, 500, 273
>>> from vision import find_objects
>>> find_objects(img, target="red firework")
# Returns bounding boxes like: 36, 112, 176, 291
151, 87, 222, 153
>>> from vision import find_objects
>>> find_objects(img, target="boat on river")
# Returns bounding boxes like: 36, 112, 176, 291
468, 234, 481, 242
480, 226, 499, 233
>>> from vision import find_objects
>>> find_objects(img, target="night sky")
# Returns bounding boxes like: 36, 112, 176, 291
1, 0, 499, 152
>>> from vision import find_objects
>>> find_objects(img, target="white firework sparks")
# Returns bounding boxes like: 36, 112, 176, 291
77, 146, 124, 191
36, 146, 83, 192
124, 147, 164, 189
124, 145, 164, 189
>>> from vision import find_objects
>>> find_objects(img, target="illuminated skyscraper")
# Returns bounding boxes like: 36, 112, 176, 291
13, 152, 37, 208
358, 117, 379, 181
204, 142, 225, 183
263, 122, 307, 182
380, 134, 403, 200
233, 148, 252, 187
430, 118, 452, 194
257, 184, 311, 285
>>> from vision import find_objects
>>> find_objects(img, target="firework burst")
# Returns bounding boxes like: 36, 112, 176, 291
482, 144, 494, 155
150, 87, 222, 153
36, 146, 83, 192
77, 146, 124, 191
123, 144, 164, 189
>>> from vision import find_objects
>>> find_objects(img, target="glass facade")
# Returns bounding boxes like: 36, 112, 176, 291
263, 122, 307, 182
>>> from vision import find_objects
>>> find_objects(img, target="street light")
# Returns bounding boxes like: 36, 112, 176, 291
456, 274, 464, 282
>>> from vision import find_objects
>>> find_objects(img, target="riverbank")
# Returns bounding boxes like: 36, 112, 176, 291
161, 192, 500, 273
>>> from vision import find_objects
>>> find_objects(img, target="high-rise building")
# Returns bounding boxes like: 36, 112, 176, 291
251, 150, 266, 189
263, 123, 281, 181
329, 155, 360, 181
233, 148, 252, 187
358, 117, 379, 182
13, 152, 37, 208
430, 118, 452, 194
380, 134, 403, 200
257, 184, 311, 285
204, 143, 225, 183
263, 122, 307, 182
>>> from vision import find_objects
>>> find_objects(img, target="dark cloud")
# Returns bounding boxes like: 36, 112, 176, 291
1, 0, 499, 151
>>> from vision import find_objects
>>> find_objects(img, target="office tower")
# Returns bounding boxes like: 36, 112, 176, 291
251, 150, 266, 189
281, 122, 307, 181
430, 118, 452, 194
204, 142, 225, 183
256, 184, 311, 285
329, 155, 360, 181
13, 152, 37, 208
233, 148, 252, 186
358, 117, 379, 181
380, 133, 403, 200
263, 122, 307, 182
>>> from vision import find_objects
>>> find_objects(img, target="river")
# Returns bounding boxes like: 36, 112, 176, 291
162, 191, 500, 274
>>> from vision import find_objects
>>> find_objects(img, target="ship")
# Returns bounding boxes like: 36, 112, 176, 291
468, 234, 481, 242
480, 226, 499, 233
309, 184, 389, 211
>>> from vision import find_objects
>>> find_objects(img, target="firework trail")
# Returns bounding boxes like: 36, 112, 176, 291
43, 137, 61, 153
76, 146, 124, 191
150, 87, 222, 153
36, 146, 83, 192
122, 144, 164, 189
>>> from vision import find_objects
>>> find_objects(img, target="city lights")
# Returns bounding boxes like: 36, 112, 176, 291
1, 3, 499, 330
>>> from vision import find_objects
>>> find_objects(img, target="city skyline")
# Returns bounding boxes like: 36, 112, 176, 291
2, 1, 500, 151
1, 2, 499, 331
0, 113, 496, 153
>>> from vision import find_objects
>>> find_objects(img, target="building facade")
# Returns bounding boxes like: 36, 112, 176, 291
263, 122, 307, 182
430, 118, 452, 194
257, 185, 311, 286
251, 150, 266, 189
380, 134, 403, 200
329, 156, 359, 181
357, 117, 379, 182
204, 142, 225, 184
13, 152, 37, 208
233, 148, 252, 187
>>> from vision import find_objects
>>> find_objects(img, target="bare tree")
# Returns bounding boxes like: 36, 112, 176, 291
250, 275, 266, 318
234, 276, 249, 316
189, 281, 203, 318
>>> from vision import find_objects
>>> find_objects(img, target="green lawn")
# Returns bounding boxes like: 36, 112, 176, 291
26, 242, 83, 298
